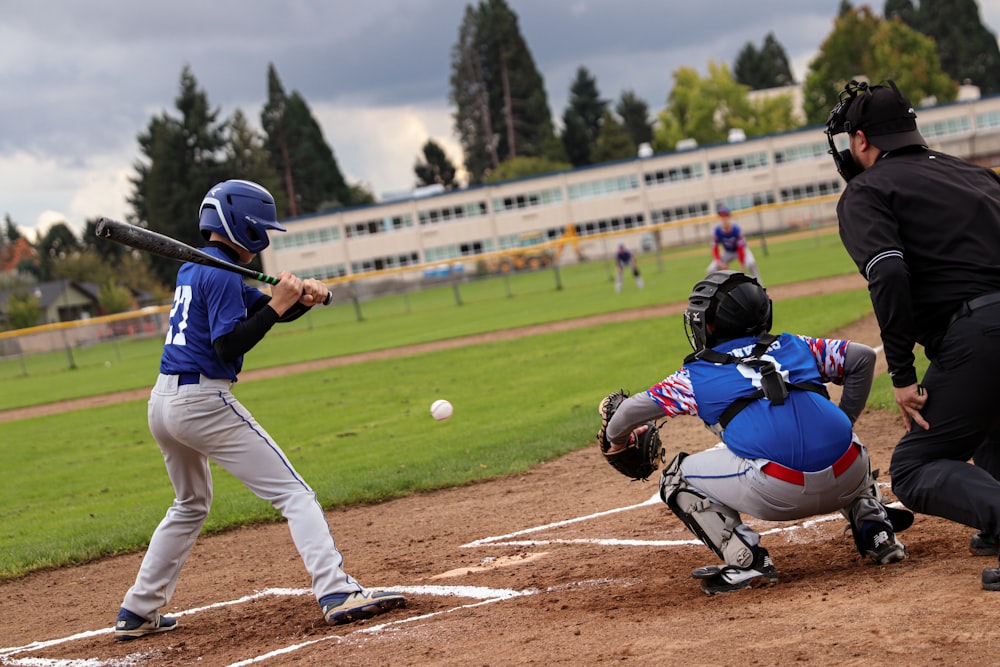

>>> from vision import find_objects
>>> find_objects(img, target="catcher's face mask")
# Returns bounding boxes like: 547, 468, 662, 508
684, 270, 739, 351
825, 80, 871, 183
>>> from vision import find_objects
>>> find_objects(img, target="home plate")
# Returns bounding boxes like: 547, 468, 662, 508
431, 552, 549, 579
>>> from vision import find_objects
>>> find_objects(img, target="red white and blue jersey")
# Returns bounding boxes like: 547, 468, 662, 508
160, 246, 268, 381
646, 333, 853, 472
713, 224, 746, 254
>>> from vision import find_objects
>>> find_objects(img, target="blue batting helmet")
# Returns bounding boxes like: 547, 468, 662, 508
198, 180, 285, 254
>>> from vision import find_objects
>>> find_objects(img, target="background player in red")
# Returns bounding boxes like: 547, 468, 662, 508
113, 179, 404, 640
707, 205, 762, 284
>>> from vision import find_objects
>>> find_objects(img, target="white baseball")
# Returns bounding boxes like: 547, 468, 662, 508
430, 399, 453, 421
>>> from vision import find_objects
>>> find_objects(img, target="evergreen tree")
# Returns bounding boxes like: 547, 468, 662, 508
226, 109, 286, 214
450, 0, 557, 183
561, 67, 607, 166
261, 64, 364, 217
450, 5, 498, 185
884, 0, 917, 24
128, 65, 227, 285
734, 32, 795, 89
591, 110, 636, 164
414, 140, 458, 189
4, 216, 21, 244
616, 90, 653, 148
82, 217, 125, 266
35, 222, 80, 282
897, 0, 1000, 94
262, 64, 299, 217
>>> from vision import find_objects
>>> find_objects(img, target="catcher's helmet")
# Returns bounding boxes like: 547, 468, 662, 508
684, 271, 772, 351
198, 179, 285, 254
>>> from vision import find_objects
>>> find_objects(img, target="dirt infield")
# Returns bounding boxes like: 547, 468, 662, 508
3, 272, 999, 666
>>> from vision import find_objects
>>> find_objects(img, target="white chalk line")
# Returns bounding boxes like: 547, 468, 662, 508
0, 585, 527, 667
463, 484, 898, 549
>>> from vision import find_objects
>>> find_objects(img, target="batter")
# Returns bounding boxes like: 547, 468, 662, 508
114, 179, 404, 640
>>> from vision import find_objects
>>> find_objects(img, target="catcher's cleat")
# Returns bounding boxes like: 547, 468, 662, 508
114, 608, 177, 641
692, 546, 778, 595
970, 532, 1000, 557
321, 589, 406, 625
859, 522, 908, 565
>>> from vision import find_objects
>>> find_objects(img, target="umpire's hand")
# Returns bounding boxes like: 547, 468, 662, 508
893, 383, 929, 431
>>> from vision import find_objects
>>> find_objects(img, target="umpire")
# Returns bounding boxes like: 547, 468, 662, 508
827, 78, 1000, 590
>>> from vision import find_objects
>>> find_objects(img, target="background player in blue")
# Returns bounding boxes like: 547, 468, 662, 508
113, 180, 404, 640
614, 243, 644, 292
601, 271, 910, 594
707, 205, 762, 284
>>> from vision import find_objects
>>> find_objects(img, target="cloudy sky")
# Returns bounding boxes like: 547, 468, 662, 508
3, 1, 999, 238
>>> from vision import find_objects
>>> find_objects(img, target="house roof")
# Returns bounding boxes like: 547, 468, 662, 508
0, 279, 100, 313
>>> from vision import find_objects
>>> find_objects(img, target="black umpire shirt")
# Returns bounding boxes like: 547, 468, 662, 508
837, 145, 1000, 388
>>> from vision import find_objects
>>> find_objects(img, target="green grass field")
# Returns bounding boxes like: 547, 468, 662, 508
0, 228, 912, 580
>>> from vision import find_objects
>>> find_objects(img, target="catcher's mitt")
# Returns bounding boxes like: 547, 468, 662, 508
597, 390, 666, 481
597, 390, 628, 451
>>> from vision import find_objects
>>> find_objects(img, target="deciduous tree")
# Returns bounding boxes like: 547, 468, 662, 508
802, 4, 957, 125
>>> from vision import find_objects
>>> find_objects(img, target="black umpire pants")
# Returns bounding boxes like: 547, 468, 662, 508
890, 299, 1000, 539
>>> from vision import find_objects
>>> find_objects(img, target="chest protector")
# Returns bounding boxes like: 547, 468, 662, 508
684, 333, 829, 429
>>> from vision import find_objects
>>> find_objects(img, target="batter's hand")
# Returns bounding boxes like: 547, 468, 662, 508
893, 383, 929, 431
299, 278, 327, 306
271, 271, 304, 315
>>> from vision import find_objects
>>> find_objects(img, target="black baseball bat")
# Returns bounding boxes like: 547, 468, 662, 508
94, 217, 332, 306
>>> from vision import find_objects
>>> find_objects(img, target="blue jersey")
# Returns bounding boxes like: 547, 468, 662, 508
160, 246, 268, 381
647, 333, 854, 471
616, 246, 634, 267
713, 224, 746, 253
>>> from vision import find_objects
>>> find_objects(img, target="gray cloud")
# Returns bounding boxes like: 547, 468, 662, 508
1, 0, 998, 231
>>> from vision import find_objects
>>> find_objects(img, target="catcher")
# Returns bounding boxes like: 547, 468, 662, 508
597, 270, 912, 594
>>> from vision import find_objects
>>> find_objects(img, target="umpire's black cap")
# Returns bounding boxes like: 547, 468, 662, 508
845, 81, 927, 151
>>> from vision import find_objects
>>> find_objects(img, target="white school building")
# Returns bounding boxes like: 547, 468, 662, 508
261, 93, 1000, 286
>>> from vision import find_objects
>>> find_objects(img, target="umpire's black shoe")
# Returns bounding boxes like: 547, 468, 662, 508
983, 566, 1000, 591
970, 532, 1000, 556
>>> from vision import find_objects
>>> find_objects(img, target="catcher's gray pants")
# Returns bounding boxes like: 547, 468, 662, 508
121, 374, 360, 620
679, 436, 884, 548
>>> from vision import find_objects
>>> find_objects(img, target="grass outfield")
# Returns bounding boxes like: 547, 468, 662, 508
0, 227, 854, 411
2, 228, 913, 580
